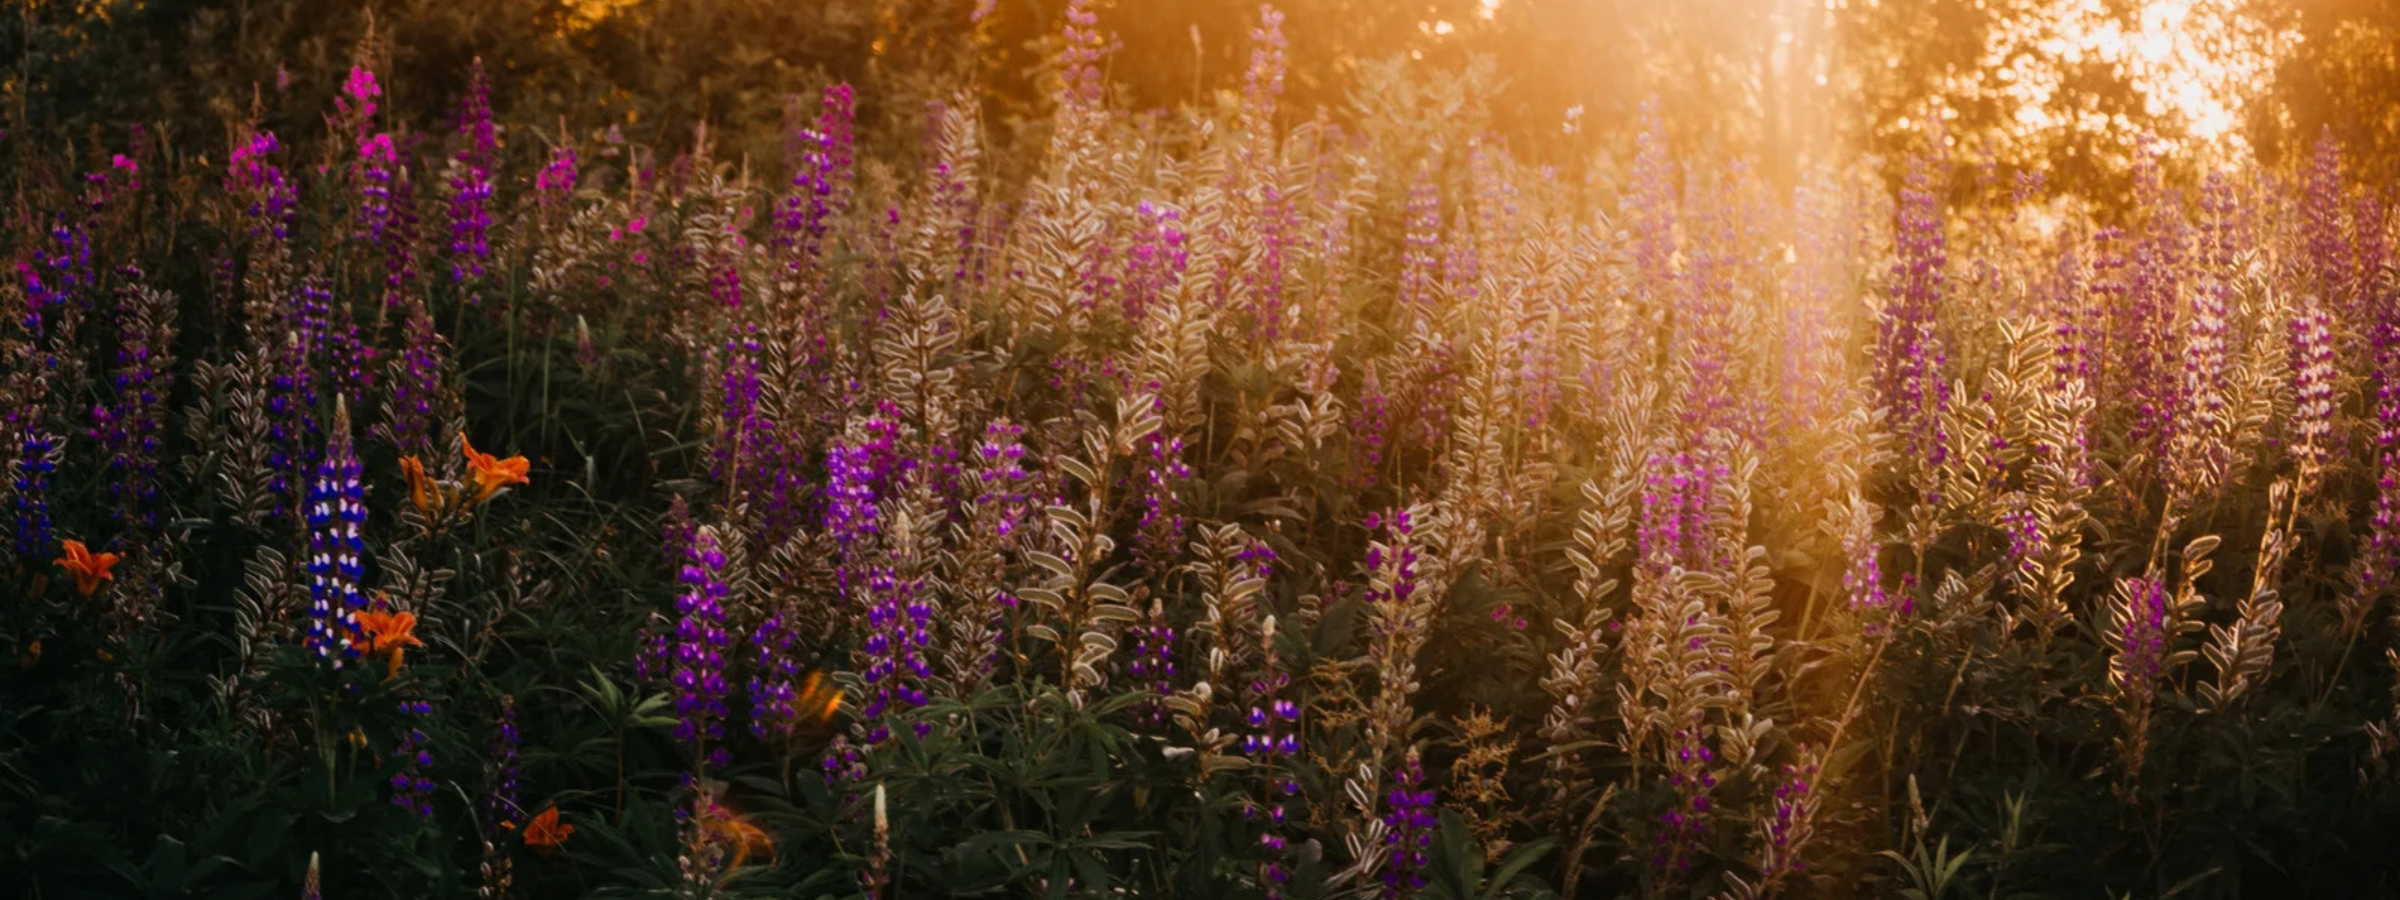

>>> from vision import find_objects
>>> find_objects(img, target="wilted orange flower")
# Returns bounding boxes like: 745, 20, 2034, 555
461, 432, 530, 506
355, 609, 425, 680
520, 805, 573, 853
399, 455, 442, 517
55, 540, 121, 596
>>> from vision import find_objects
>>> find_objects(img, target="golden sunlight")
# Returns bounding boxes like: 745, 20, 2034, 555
2012, 0, 2286, 155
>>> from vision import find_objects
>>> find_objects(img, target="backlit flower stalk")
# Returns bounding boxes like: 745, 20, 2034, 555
1133, 430, 1193, 576
484, 695, 523, 838
1877, 155, 1953, 506
9, 426, 60, 565
1127, 600, 1177, 727
2357, 307, 2400, 632
941, 420, 1034, 688
1119, 201, 1187, 326
534, 142, 578, 211
825, 441, 883, 597
303, 403, 367, 666
92, 277, 177, 533
1352, 362, 1392, 489
1379, 748, 1437, 899
1653, 723, 1718, 875
779, 83, 856, 280
391, 699, 437, 818
448, 59, 498, 290
228, 130, 298, 242
2288, 298, 2337, 497
385, 305, 450, 458
1752, 753, 1822, 892
673, 525, 735, 768
1242, 615, 1299, 899
1364, 507, 1442, 769
747, 611, 805, 741
2109, 576, 2170, 778
343, 67, 401, 244
859, 567, 934, 744
20, 214, 92, 343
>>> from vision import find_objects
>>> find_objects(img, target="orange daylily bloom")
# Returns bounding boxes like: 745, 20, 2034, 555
519, 806, 574, 853
461, 432, 531, 506
355, 609, 425, 680
55, 540, 121, 596
399, 455, 443, 517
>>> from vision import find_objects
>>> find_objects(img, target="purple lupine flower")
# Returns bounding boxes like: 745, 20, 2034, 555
972, 420, 1034, 539
1628, 98, 1678, 296
1843, 501, 1893, 621
1399, 180, 1442, 317
91, 274, 175, 532
357, 133, 399, 242
374, 154, 424, 314
1379, 749, 1437, 899
2001, 496, 2041, 591
19, 215, 91, 340
1363, 508, 1423, 613
778, 84, 856, 273
303, 406, 367, 665
2115, 577, 2169, 700
1757, 756, 1821, 886
1242, 616, 1300, 898
2042, 240, 2093, 390
1120, 201, 1187, 324
825, 441, 881, 596
1352, 362, 1391, 489
1058, 0, 1109, 123
2121, 144, 2187, 471
10, 429, 59, 563
485, 695, 523, 837
860, 568, 934, 743
1134, 428, 1193, 574
1654, 724, 1718, 874
387, 306, 446, 457
228, 131, 298, 241
1636, 445, 1729, 577
2302, 131, 2350, 317
1876, 154, 1952, 491
1248, 184, 1293, 342
1512, 309, 1561, 430
748, 612, 805, 740
1241, 5, 1287, 137
1127, 604, 1178, 726
672, 525, 735, 767
448, 60, 497, 288
2289, 298, 2338, 486
267, 320, 321, 514
300, 279, 375, 404
390, 699, 437, 818
2174, 172, 2241, 491
2362, 295, 2400, 604
1401, 342, 1459, 458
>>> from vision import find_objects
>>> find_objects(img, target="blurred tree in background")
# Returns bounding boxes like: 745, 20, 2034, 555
2, 0, 2393, 241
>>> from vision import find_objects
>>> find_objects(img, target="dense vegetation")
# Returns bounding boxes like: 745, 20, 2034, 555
4, 2, 2400, 899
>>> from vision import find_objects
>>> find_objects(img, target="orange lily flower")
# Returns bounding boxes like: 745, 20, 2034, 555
355, 609, 425, 680
399, 455, 443, 517
519, 805, 574, 853
461, 432, 531, 506
55, 540, 121, 596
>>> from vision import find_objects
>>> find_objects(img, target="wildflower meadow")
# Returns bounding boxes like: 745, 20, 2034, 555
4, 1, 2399, 898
